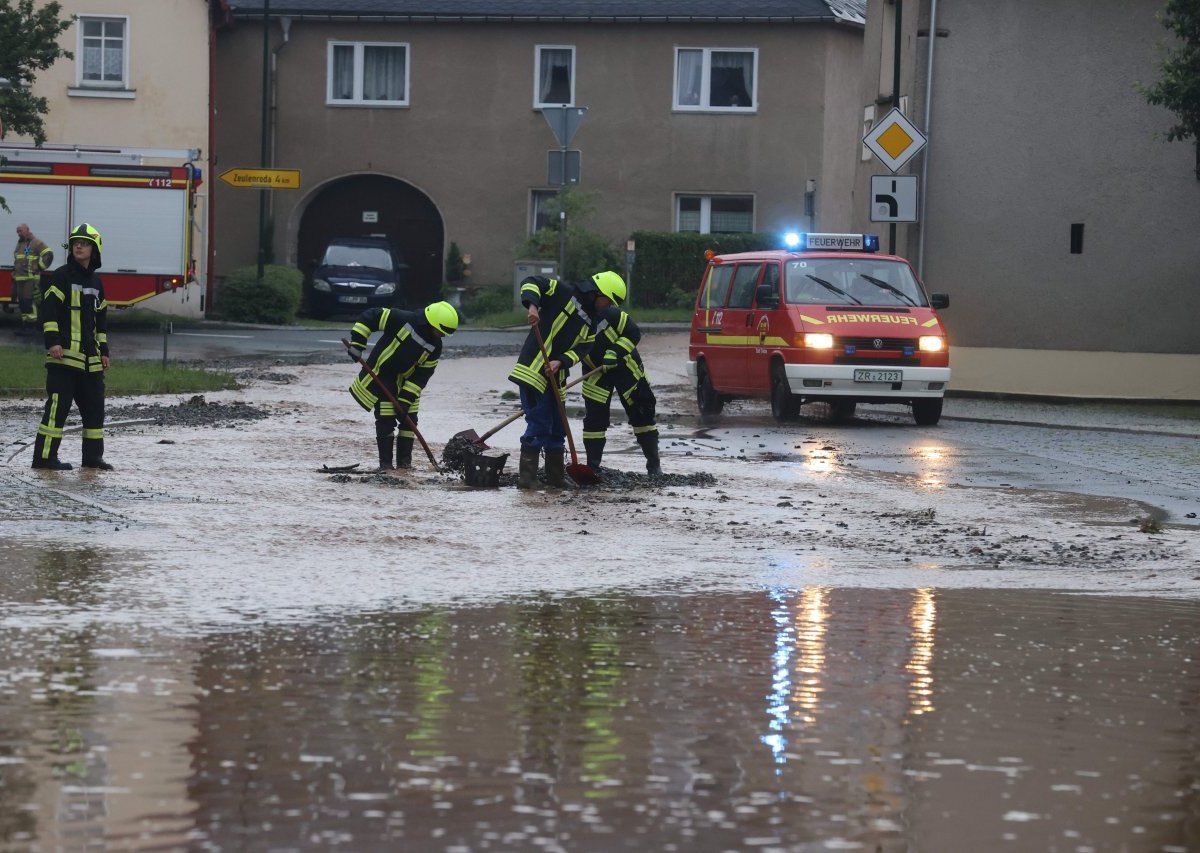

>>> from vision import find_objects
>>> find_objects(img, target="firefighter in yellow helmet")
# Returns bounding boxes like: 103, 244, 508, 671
32, 224, 112, 470
347, 301, 459, 470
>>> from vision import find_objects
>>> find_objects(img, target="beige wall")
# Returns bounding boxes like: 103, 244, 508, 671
213, 19, 865, 287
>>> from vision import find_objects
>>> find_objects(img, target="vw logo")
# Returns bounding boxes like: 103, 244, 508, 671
873, 338, 884, 349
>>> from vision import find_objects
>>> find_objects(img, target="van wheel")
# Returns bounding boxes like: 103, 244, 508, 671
770, 363, 800, 421
912, 398, 943, 426
829, 400, 857, 422
697, 363, 724, 416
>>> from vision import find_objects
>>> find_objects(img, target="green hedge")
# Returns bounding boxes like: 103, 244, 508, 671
629, 232, 779, 308
211, 264, 303, 325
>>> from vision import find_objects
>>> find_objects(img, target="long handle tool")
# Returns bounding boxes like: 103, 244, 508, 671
342, 338, 442, 474
531, 323, 600, 486
451, 366, 605, 451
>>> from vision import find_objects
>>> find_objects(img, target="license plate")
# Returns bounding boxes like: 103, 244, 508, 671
339, 295, 368, 304
853, 369, 902, 383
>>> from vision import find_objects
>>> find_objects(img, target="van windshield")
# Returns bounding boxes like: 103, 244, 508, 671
784, 258, 924, 306
322, 244, 393, 270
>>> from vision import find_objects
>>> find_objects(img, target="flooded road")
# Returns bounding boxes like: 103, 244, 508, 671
2, 333, 1199, 850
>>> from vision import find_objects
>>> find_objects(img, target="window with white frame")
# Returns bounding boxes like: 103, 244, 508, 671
674, 48, 757, 111
78, 16, 128, 89
531, 190, 558, 233
534, 46, 574, 108
676, 195, 754, 234
328, 42, 409, 105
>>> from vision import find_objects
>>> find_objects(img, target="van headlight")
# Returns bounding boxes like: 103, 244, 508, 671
375, 283, 396, 296
312, 278, 332, 293
804, 333, 834, 349
919, 336, 945, 352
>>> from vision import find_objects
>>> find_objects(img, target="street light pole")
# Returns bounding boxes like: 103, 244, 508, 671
889, 0, 902, 256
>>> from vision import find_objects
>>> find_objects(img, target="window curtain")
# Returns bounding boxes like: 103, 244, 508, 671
364, 45, 405, 101
539, 49, 571, 104
676, 50, 702, 106
332, 44, 354, 99
710, 51, 753, 107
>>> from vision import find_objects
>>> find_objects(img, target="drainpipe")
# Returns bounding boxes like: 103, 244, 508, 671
269, 16, 292, 252
917, 0, 938, 277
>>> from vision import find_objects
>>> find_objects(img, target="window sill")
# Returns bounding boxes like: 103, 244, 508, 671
672, 107, 757, 115
69, 86, 135, 99
326, 100, 409, 109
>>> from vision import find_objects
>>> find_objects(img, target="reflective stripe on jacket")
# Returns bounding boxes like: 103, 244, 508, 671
41, 259, 108, 373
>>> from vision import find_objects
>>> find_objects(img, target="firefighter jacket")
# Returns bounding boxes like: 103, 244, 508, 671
508, 275, 596, 394
40, 255, 108, 373
13, 236, 53, 282
348, 307, 442, 413
581, 305, 649, 401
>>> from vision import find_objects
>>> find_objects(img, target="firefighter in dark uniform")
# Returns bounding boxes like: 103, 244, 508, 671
580, 304, 662, 476
13, 223, 54, 323
509, 270, 626, 489
348, 301, 459, 470
32, 223, 112, 471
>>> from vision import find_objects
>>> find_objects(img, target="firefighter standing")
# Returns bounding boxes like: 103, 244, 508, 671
510, 270, 626, 489
13, 223, 54, 322
580, 304, 662, 476
32, 224, 112, 471
348, 301, 459, 470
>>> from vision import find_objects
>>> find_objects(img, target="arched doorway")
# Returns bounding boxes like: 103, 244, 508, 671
296, 174, 444, 308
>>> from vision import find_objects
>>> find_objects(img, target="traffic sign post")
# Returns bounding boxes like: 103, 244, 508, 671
540, 107, 588, 277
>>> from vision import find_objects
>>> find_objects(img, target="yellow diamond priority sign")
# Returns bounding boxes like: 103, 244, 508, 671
862, 108, 927, 173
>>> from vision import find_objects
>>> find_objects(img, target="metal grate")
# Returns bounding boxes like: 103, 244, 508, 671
836, 336, 914, 351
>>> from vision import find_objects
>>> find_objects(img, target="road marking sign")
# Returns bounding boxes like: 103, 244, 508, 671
219, 168, 301, 189
870, 175, 918, 223
862, 108, 927, 173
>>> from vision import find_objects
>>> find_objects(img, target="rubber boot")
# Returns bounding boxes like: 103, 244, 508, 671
544, 448, 566, 488
395, 436, 414, 469
637, 432, 663, 476
81, 437, 114, 470
31, 435, 72, 470
376, 435, 395, 471
583, 437, 605, 470
517, 446, 540, 490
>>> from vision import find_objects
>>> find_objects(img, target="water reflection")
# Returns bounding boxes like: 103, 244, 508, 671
0, 590, 1197, 850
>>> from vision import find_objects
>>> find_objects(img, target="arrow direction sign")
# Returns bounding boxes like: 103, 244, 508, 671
862, 108, 927, 174
541, 106, 588, 148
870, 175, 918, 223
219, 167, 301, 189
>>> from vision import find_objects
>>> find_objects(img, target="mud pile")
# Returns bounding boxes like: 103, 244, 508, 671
108, 395, 269, 429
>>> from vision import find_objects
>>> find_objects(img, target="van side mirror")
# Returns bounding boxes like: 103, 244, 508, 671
755, 283, 779, 308
930, 293, 949, 309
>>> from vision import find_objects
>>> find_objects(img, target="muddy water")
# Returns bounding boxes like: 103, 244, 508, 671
0, 572, 1197, 852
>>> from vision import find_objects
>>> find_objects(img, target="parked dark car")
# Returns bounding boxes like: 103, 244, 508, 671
304, 236, 409, 318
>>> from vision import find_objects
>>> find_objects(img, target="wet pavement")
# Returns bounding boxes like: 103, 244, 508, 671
1, 332, 1199, 850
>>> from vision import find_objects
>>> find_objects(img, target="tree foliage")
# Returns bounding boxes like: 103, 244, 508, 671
0, 0, 73, 145
514, 189, 622, 281
1142, 0, 1200, 175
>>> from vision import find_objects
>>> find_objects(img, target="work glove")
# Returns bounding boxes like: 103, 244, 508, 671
347, 345, 364, 363
602, 350, 620, 372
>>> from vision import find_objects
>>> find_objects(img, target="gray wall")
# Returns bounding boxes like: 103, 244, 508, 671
214, 19, 865, 288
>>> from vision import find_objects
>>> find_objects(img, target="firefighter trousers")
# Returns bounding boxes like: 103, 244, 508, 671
33, 365, 106, 464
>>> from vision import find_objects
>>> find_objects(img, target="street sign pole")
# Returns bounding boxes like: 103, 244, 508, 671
257, 0, 271, 284
557, 111, 568, 278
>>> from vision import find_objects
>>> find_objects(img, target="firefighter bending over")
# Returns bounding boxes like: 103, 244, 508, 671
347, 301, 459, 470
581, 303, 662, 476
32, 224, 112, 471
509, 270, 626, 489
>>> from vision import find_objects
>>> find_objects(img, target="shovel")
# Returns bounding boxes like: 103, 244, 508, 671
451, 366, 605, 451
531, 323, 601, 486
342, 338, 443, 474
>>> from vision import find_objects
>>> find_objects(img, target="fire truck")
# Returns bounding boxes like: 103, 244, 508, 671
0, 144, 204, 314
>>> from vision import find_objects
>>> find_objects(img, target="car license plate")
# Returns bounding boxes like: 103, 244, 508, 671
339, 295, 368, 304
853, 369, 902, 383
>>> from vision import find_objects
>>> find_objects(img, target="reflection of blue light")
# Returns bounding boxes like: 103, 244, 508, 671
783, 232, 802, 249
761, 589, 792, 770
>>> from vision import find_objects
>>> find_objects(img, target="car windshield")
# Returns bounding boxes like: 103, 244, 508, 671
322, 244, 392, 270
784, 258, 925, 306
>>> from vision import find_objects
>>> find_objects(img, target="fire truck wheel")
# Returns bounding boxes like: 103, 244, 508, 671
829, 400, 857, 422
912, 398, 943, 426
696, 362, 724, 417
770, 363, 801, 422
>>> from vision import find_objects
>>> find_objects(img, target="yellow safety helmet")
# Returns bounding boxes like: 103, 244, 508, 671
591, 270, 627, 305
424, 300, 459, 335
69, 223, 103, 253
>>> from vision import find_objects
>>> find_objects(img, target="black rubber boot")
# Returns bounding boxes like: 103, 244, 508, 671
517, 446, 540, 490
376, 435, 395, 470
395, 436, 414, 469
637, 432, 663, 476
31, 435, 72, 470
81, 437, 114, 470
583, 437, 605, 470
544, 448, 566, 488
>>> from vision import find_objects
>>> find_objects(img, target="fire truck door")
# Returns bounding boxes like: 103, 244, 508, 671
722, 262, 764, 395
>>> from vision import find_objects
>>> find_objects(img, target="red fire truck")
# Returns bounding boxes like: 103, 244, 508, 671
1, 146, 202, 310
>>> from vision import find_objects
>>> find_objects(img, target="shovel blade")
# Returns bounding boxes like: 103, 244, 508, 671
566, 463, 601, 486
451, 428, 488, 451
